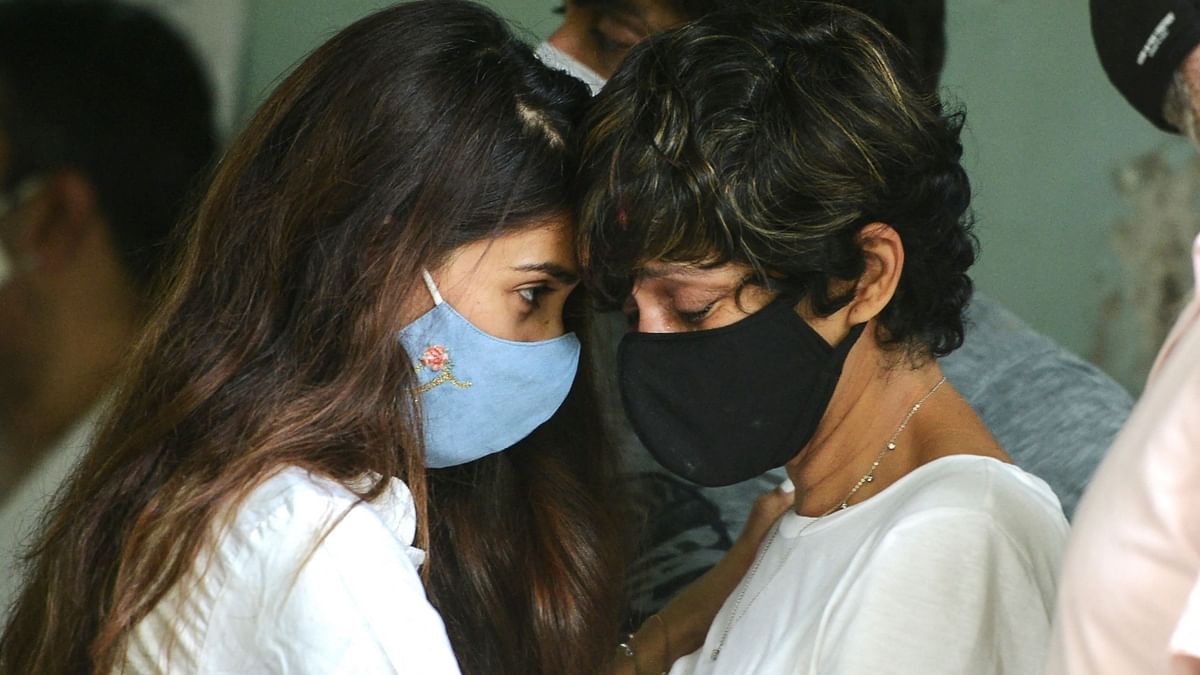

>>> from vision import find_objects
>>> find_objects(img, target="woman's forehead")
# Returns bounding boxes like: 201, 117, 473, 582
636, 260, 751, 285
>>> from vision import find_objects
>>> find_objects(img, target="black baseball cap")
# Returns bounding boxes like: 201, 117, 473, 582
1091, 0, 1200, 132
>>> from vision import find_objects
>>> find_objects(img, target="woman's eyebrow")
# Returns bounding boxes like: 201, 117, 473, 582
638, 262, 723, 280
512, 262, 580, 284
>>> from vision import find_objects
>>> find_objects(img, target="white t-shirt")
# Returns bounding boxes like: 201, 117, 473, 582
534, 42, 605, 95
122, 466, 461, 674
671, 455, 1069, 675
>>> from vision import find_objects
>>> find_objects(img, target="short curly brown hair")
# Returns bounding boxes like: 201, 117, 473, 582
575, 0, 976, 359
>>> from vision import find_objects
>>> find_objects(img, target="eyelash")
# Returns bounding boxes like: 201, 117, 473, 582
677, 300, 718, 325
678, 275, 762, 325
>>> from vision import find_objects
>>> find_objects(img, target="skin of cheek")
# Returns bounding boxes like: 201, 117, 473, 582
426, 247, 520, 340
800, 308, 851, 347
413, 221, 577, 342
793, 292, 858, 348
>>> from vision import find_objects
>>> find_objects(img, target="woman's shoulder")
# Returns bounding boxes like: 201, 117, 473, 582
874, 455, 1069, 545
126, 468, 451, 672
819, 456, 1069, 612
217, 466, 423, 571
810, 458, 1067, 675
229, 466, 422, 554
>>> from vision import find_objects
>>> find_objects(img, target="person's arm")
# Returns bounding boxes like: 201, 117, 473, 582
608, 481, 795, 674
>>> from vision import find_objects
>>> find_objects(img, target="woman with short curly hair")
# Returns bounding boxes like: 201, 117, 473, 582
576, 2, 1069, 672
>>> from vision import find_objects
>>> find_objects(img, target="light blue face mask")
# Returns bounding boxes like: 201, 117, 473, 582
399, 270, 582, 468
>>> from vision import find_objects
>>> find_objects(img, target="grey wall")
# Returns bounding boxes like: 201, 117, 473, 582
940, 0, 1177, 380
237, 0, 562, 112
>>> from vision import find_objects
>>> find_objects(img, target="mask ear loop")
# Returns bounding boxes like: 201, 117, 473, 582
421, 269, 445, 306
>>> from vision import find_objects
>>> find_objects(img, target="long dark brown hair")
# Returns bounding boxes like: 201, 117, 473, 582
0, 2, 626, 673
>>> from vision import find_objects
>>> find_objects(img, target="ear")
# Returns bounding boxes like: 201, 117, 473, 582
845, 222, 903, 326
26, 170, 104, 273
1182, 47, 1200, 137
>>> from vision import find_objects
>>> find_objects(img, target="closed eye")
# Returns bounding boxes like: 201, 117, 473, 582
677, 300, 718, 326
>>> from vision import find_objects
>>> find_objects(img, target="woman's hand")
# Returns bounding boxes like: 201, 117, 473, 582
736, 478, 797, 556
610, 479, 795, 674
661, 479, 795, 651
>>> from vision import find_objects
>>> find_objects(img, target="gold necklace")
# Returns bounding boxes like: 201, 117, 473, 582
708, 376, 947, 662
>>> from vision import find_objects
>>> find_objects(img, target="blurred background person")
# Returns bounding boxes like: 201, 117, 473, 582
1046, 0, 1200, 672
536, 0, 1133, 618
0, 0, 216, 613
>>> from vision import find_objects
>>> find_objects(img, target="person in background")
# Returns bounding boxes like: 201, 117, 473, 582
0, 0, 216, 614
537, 0, 692, 91
1046, 1, 1200, 672
537, 0, 1133, 616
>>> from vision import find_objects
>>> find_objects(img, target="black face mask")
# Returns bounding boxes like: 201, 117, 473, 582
618, 297, 865, 487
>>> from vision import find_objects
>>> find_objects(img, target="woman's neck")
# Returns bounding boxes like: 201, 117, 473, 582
784, 357, 999, 517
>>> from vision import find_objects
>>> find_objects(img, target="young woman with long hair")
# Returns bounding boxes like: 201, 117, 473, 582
0, 2, 629, 672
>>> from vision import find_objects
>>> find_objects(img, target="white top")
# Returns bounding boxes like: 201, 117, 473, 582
0, 403, 101, 616
671, 455, 1069, 675
1045, 234, 1200, 674
534, 42, 606, 95
122, 467, 461, 674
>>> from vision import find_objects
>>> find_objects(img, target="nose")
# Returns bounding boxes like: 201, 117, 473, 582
634, 311, 675, 333
628, 289, 678, 334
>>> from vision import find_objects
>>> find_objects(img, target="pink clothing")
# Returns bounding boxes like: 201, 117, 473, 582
1045, 235, 1200, 674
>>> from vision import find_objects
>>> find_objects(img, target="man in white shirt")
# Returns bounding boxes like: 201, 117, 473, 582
0, 1, 215, 614
1046, 1, 1200, 672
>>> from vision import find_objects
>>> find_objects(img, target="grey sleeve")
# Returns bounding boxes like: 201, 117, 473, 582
941, 294, 1134, 518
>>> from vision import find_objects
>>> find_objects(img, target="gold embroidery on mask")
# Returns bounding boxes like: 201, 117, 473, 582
414, 344, 472, 393
415, 365, 473, 393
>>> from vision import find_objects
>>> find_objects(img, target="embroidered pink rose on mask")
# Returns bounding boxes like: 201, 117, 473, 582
420, 345, 450, 371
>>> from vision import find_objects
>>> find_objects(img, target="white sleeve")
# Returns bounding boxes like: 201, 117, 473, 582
814, 509, 1060, 675
212, 502, 462, 674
